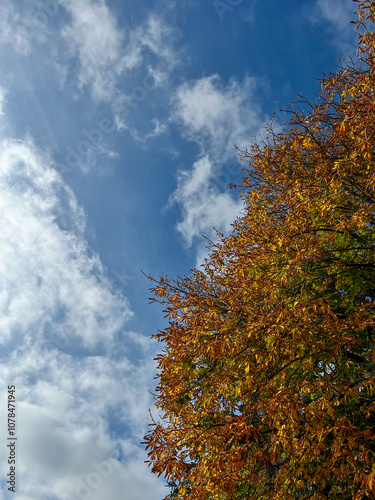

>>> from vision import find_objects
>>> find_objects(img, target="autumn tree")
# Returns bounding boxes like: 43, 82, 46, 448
143, 2, 375, 499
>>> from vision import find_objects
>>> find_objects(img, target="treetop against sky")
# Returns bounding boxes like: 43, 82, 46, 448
144, 2, 375, 499
0, 1, 370, 499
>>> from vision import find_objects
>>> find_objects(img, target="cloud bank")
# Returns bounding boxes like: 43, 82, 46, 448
0, 137, 164, 500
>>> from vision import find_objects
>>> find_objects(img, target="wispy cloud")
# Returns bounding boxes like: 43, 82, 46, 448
0, 1, 31, 55
60, 0, 126, 102
0, 135, 164, 499
112, 14, 179, 133
0, 0, 50, 56
169, 74, 266, 258
172, 74, 262, 161
308, 0, 358, 53
313, 0, 356, 31
132, 14, 178, 81
169, 156, 244, 250
60, 0, 178, 106
0, 0, 179, 146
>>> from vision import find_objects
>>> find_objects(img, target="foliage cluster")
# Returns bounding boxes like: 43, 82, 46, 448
143, 2, 375, 498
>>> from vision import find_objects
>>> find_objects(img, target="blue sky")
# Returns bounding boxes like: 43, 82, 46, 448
0, 1, 359, 499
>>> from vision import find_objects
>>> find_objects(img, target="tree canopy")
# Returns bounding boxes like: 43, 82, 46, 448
143, 2, 375, 499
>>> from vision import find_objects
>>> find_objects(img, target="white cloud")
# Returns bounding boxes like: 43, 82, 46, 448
172, 74, 263, 161
0, 136, 164, 499
309, 0, 358, 52
313, 0, 356, 31
60, 0, 177, 109
170, 75, 265, 256
60, 0, 126, 102
111, 14, 179, 133
0, 137, 131, 347
0, 0, 175, 104
170, 156, 244, 252
0, 1, 31, 55
134, 15, 177, 75
0, 0, 178, 140
0, 346, 164, 500
0, 0, 51, 56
